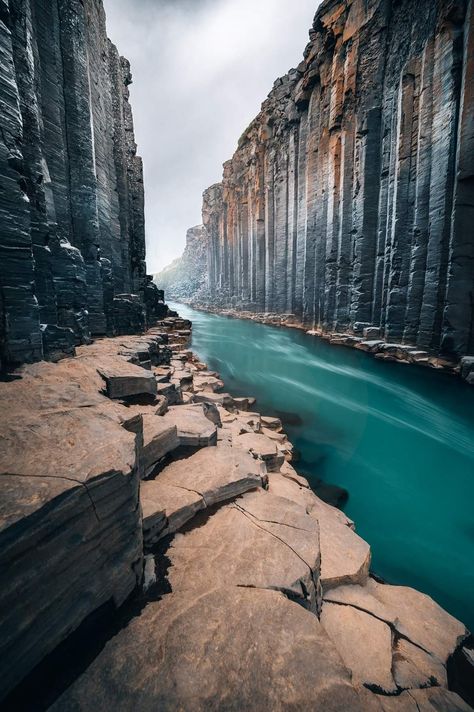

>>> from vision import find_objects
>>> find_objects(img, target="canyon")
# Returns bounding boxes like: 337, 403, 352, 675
1, 0, 473, 709
157, 0, 474, 377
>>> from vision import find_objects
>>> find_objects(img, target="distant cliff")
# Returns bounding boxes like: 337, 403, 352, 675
154, 224, 208, 302
170, 0, 474, 362
0, 0, 165, 367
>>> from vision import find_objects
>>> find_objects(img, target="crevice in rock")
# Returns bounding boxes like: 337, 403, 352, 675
233, 504, 316, 572
322, 598, 440, 660
233, 502, 316, 533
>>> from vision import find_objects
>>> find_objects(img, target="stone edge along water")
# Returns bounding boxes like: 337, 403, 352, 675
1, 310, 473, 711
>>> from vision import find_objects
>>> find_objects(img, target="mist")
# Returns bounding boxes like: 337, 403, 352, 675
103, 0, 319, 272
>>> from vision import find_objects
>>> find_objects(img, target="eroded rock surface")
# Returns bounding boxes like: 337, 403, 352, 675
51, 587, 366, 712
2, 315, 471, 710
168, 489, 321, 611
141, 445, 264, 545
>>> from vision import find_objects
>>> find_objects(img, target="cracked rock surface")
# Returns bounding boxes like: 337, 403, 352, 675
1, 316, 472, 710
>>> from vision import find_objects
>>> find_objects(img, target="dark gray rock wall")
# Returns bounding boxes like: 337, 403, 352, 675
0, 0, 159, 367
154, 224, 209, 302
181, 0, 474, 361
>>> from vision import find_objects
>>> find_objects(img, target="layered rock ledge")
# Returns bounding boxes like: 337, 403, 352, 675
1, 314, 472, 710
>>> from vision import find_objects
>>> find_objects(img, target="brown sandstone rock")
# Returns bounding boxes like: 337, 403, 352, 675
376, 688, 473, 711
141, 479, 204, 545
161, 404, 218, 447
51, 587, 364, 712
321, 601, 397, 693
141, 414, 179, 477
98, 364, 157, 399
325, 578, 468, 664
168, 489, 321, 610
140, 445, 265, 545
393, 638, 448, 689
234, 431, 284, 472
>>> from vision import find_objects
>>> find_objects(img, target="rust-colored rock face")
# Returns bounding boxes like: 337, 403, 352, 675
188, 0, 474, 360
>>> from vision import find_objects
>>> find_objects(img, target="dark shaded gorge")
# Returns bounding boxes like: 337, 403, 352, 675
171, 302, 474, 631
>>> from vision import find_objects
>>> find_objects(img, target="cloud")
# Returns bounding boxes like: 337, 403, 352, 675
103, 0, 319, 272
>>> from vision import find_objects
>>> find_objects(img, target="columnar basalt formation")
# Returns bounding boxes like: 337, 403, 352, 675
0, 0, 165, 369
154, 224, 209, 301
170, 0, 474, 363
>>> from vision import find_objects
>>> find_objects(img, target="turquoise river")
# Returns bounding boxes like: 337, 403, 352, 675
171, 302, 474, 631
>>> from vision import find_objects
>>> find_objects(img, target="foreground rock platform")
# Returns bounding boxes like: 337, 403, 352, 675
50, 587, 365, 712
1, 315, 472, 710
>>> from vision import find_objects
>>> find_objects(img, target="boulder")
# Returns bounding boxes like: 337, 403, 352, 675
193, 391, 235, 409
261, 414, 283, 432
192, 373, 224, 392
98, 364, 157, 399
155, 381, 182, 405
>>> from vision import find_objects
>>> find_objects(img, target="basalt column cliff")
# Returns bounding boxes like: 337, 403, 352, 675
0, 0, 165, 368
166, 0, 474, 362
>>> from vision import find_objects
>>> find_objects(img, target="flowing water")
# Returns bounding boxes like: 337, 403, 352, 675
170, 303, 474, 630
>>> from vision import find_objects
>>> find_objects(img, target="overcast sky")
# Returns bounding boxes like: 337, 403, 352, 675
103, 0, 319, 273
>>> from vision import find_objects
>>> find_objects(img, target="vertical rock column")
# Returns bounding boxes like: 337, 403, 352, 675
57, 0, 105, 335
189, 0, 473, 362
0, 0, 43, 365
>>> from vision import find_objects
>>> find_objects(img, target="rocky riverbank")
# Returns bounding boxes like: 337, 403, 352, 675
1, 312, 473, 710
172, 300, 474, 385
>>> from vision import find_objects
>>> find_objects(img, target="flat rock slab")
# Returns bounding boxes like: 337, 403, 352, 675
325, 578, 468, 664
261, 414, 283, 431
140, 446, 264, 544
192, 374, 224, 392
168, 489, 321, 610
141, 415, 179, 477
158, 445, 264, 506
141, 480, 204, 545
51, 587, 364, 712
162, 405, 217, 447
98, 365, 157, 399
267, 471, 369, 588
193, 391, 235, 409
321, 601, 396, 693
0, 408, 137, 487
393, 638, 448, 689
